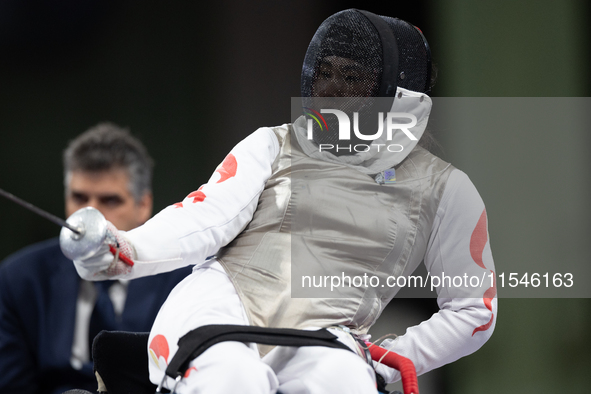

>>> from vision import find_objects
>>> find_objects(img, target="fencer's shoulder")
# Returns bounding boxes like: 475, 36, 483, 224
244, 126, 283, 143
235, 126, 281, 156
399, 145, 454, 183
407, 145, 450, 166
438, 168, 487, 216
0, 238, 71, 279
259, 123, 293, 145
407, 149, 479, 196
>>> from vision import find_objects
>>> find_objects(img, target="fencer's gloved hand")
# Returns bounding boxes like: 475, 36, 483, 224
72, 221, 136, 281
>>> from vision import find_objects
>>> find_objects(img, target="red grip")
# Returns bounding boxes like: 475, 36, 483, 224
366, 342, 419, 394
108, 245, 135, 267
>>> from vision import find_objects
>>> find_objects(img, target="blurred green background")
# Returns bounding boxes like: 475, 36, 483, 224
1, 1, 589, 392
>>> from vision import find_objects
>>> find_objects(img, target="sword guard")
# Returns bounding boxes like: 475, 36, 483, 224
59, 207, 108, 261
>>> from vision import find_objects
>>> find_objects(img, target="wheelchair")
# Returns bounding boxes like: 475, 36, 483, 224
64, 325, 418, 394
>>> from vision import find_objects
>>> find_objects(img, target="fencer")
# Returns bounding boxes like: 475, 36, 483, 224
67, 9, 497, 394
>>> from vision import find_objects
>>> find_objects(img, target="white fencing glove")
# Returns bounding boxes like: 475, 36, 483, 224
73, 221, 136, 280
60, 207, 136, 280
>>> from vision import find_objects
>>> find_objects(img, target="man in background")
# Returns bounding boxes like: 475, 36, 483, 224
0, 123, 192, 394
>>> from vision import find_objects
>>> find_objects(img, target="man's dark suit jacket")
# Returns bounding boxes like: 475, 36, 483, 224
0, 238, 193, 394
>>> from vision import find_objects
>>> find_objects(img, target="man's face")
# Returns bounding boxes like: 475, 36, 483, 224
65, 169, 152, 231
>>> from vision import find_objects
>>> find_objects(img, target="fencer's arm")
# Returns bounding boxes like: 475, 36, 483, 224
375, 170, 498, 383
73, 127, 279, 280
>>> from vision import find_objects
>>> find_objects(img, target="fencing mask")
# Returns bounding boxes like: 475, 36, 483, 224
300, 9, 431, 152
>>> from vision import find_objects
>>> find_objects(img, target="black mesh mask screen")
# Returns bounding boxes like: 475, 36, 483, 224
301, 10, 385, 99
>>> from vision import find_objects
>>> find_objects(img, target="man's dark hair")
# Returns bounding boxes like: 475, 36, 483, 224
63, 123, 154, 202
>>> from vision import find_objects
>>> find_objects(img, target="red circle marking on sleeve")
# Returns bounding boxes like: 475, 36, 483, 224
215, 154, 237, 183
